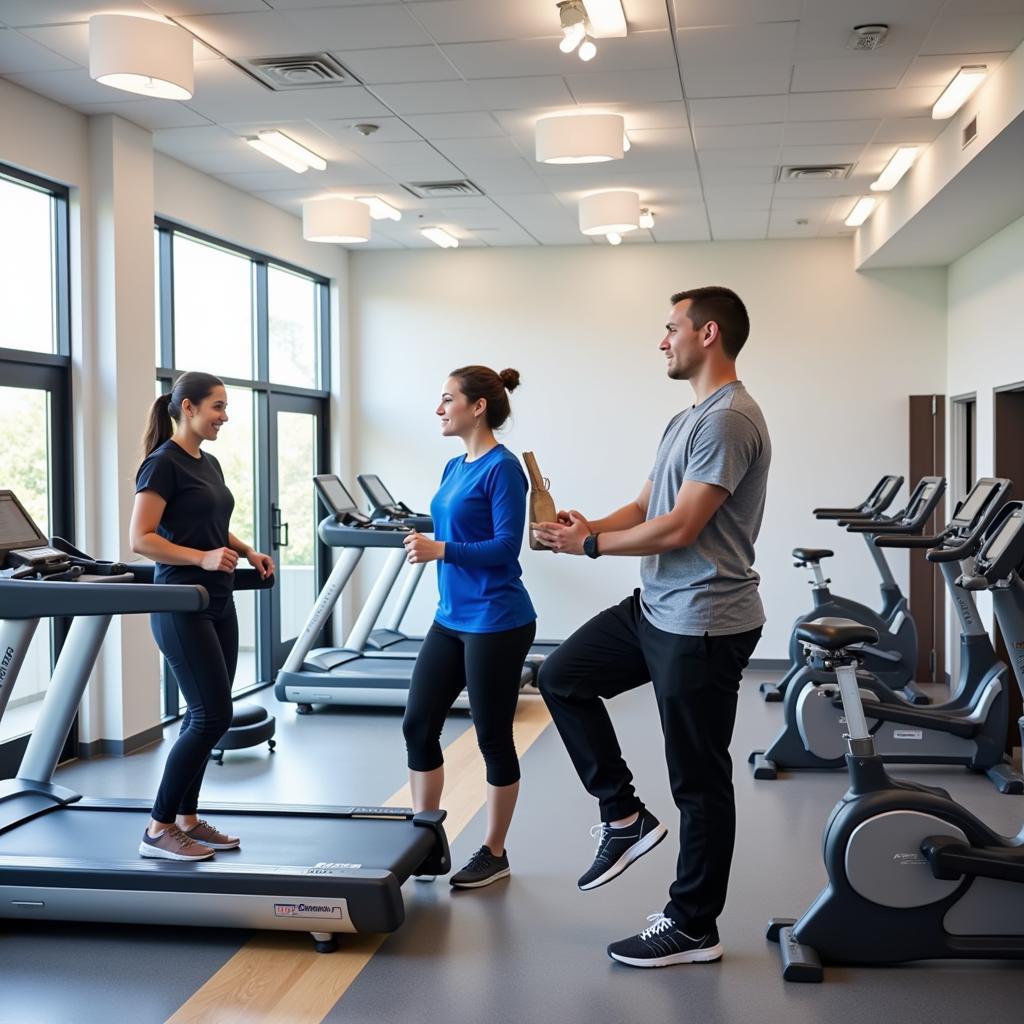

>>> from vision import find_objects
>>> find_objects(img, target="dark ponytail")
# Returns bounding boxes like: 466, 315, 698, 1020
140, 370, 224, 460
449, 365, 521, 430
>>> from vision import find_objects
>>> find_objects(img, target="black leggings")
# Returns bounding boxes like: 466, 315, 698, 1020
150, 597, 237, 823
403, 620, 536, 787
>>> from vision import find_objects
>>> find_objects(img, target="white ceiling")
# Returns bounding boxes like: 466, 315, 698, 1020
1, 0, 1023, 248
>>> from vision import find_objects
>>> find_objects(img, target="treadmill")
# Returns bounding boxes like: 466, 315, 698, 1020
274, 476, 536, 713
356, 473, 562, 663
0, 489, 449, 952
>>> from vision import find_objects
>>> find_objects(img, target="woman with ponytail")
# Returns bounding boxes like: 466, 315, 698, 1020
129, 371, 274, 861
402, 365, 537, 888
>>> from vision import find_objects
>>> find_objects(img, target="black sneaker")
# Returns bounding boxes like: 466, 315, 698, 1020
607, 914, 723, 968
578, 808, 667, 891
450, 845, 510, 889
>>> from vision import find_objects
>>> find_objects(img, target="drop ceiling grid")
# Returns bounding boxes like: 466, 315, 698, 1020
0, 0, 1020, 246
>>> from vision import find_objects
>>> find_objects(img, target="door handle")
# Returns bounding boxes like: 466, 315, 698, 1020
280, 521, 290, 547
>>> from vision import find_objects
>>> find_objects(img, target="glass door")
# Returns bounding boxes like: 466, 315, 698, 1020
268, 393, 326, 670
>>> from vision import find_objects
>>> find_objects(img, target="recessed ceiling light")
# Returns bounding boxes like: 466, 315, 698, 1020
356, 196, 402, 221
421, 227, 459, 249
247, 131, 326, 173
932, 65, 987, 119
870, 147, 919, 191
844, 196, 877, 227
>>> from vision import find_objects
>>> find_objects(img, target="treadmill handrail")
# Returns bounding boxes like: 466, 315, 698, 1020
0, 578, 208, 619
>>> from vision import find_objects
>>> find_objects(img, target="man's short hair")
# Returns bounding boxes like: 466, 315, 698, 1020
670, 286, 750, 359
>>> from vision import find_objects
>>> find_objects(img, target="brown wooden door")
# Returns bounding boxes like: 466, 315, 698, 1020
993, 387, 1024, 755
908, 395, 945, 683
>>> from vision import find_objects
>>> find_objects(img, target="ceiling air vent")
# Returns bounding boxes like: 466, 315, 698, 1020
402, 180, 484, 199
242, 53, 358, 89
778, 164, 853, 182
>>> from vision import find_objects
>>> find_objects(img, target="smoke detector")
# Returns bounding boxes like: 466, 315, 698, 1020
847, 24, 888, 51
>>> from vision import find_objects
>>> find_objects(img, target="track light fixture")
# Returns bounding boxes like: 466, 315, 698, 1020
557, 1, 598, 61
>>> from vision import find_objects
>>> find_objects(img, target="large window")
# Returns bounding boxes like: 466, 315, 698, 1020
154, 221, 330, 718
0, 166, 72, 776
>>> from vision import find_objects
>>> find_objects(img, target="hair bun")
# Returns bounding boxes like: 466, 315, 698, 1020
499, 367, 521, 393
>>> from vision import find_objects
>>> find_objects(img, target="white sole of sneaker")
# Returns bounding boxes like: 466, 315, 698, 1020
609, 943, 724, 968
450, 867, 511, 889
579, 823, 668, 891
138, 842, 214, 862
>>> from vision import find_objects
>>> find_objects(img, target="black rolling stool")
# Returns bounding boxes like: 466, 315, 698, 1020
210, 703, 276, 765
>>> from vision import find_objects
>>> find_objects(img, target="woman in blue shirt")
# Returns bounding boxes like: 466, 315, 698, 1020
403, 365, 537, 888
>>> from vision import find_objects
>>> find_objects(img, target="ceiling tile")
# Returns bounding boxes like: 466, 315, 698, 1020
176, 6, 431, 57
216, 161, 393, 191
772, 179, 862, 199
677, 21, 798, 63
565, 68, 683, 104
154, 124, 242, 154
689, 95, 788, 126
336, 44, 458, 85
781, 119, 879, 145
682, 61, 793, 100
0, 27, 76, 73
698, 146, 780, 168
872, 116, 945, 143
693, 123, 783, 149
313, 116, 422, 144
920, 12, 1024, 55
778, 143, 866, 166
795, 0, 945, 60
673, 0, 802, 28
901, 51, 1011, 88
442, 31, 676, 80
374, 76, 573, 114
791, 56, 913, 93
708, 208, 769, 239
149, 2, 273, 12
431, 137, 522, 163
0, 1, 153, 26
404, 111, 505, 139
787, 87, 942, 122
704, 184, 775, 210
76, 97, 213, 129
469, 172, 549, 196
697, 164, 778, 184
3, 66, 146, 105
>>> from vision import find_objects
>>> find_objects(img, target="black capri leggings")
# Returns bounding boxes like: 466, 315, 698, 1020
150, 597, 237, 823
403, 620, 537, 787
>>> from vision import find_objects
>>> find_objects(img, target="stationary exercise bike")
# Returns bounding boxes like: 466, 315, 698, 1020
767, 504, 1024, 981
762, 475, 943, 706
750, 477, 1022, 793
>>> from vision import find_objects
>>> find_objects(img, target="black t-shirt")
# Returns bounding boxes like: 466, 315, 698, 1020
135, 439, 235, 600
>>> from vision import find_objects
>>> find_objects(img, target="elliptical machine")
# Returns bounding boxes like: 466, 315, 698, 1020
750, 477, 1021, 793
763, 476, 945, 706
767, 504, 1024, 981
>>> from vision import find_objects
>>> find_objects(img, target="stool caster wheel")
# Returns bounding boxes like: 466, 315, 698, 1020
311, 932, 337, 953
297, 704, 313, 715
268, 738, 277, 753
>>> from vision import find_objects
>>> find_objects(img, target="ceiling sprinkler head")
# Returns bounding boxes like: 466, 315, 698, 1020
353, 123, 380, 137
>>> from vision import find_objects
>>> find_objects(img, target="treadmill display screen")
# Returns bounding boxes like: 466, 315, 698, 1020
0, 492, 47, 552
360, 475, 396, 510
953, 482, 996, 526
314, 476, 359, 516
981, 512, 1022, 567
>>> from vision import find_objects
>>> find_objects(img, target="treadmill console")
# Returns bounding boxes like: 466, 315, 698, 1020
0, 491, 70, 576
973, 503, 1024, 584
314, 475, 371, 526
356, 474, 425, 524
950, 478, 1005, 532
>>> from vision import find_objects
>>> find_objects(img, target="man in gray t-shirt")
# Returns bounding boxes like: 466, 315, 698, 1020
534, 286, 770, 969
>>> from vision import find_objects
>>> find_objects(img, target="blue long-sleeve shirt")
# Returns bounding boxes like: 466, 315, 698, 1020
430, 444, 537, 633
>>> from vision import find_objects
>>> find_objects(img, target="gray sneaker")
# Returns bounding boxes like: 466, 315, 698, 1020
139, 826, 215, 861
182, 819, 240, 850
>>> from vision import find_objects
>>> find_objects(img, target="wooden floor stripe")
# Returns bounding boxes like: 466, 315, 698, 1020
166, 698, 552, 1024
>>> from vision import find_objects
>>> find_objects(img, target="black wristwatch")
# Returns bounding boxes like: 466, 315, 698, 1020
583, 533, 601, 559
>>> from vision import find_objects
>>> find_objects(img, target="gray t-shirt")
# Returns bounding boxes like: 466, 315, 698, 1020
640, 381, 770, 636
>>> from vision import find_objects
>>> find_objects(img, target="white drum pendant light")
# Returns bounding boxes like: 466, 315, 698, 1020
579, 190, 640, 235
303, 197, 371, 244
89, 15, 194, 100
536, 113, 625, 164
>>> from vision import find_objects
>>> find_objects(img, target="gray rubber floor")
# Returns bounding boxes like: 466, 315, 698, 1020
4, 678, 1024, 1024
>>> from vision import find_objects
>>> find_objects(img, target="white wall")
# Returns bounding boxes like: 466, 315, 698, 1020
350, 240, 947, 658
945, 212, 1024, 652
